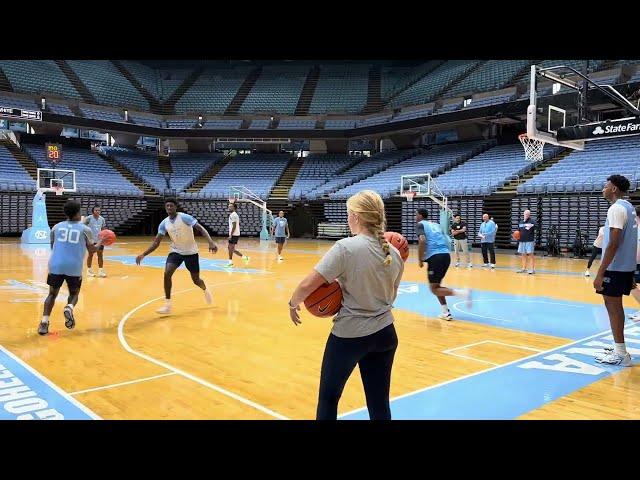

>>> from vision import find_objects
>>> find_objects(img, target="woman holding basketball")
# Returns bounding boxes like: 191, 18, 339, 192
288, 190, 404, 420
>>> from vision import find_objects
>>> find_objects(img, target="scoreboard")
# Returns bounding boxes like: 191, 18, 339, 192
46, 143, 62, 164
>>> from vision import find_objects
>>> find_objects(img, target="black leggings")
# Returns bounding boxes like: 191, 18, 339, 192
587, 247, 602, 269
317, 323, 398, 420
481, 242, 496, 264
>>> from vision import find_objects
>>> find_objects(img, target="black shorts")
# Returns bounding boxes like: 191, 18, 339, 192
426, 253, 451, 284
275, 236, 286, 244
47, 274, 82, 290
93, 243, 104, 252
597, 270, 635, 297
228, 236, 240, 245
635, 264, 640, 284
166, 252, 200, 273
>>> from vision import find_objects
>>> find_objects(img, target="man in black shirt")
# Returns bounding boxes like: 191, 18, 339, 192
517, 209, 536, 274
451, 214, 472, 268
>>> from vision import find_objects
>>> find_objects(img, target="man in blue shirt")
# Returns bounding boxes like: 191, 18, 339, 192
271, 210, 290, 262
478, 213, 497, 268
594, 175, 638, 366
39, 200, 103, 335
416, 208, 471, 321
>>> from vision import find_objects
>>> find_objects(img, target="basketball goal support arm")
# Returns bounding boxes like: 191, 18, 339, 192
536, 66, 640, 117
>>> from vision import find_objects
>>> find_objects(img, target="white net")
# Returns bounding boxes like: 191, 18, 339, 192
519, 134, 545, 161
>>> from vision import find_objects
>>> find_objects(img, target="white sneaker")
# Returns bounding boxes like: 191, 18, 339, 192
528, 270, 535, 275
628, 311, 640, 321
242, 255, 250, 265
516, 268, 526, 273
455, 262, 460, 267
467, 263, 473, 268
98, 269, 106, 278
88, 269, 96, 277
482, 263, 489, 268
156, 304, 172, 314
584, 270, 591, 277
278, 255, 284, 261
490, 264, 495, 269
225, 261, 234, 268
595, 351, 632, 366
204, 289, 212, 305
437, 312, 453, 321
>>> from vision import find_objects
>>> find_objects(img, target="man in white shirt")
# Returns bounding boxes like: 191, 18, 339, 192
593, 175, 638, 366
226, 201, 250, 268
135, 198, 218, 314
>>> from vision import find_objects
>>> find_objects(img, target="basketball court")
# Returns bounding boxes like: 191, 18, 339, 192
1, 234, 639, 420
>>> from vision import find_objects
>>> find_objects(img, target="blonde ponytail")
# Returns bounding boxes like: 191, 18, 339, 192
346, 190, 392, 267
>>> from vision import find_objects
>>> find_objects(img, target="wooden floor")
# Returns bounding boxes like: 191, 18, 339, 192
1, 236, 639, 420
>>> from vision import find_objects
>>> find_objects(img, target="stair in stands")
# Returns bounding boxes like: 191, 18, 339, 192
54, 60, 97, 104
158, 155, 173, 174
483, 194, 514, 248
0, 139, 38, 181
362, 65, 383, 114
496, 148, 573, 195
438, 60, 489, 100
294, 66, 320, 116
111, 60, 163, 115
224, 66, 262, 115
186, 154, 234, 193
111, 197, 166, 235
0, 68, 13, 92
99, 152, 159, 196
162, 66, 205, 115
384, 61, 446, 108
267, 156, 304, 214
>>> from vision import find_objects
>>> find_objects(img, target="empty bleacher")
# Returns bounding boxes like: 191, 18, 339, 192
288, 154, 357, 201
0, 60, 82, 100
309, 64, 370, 114
239, 65, 310, 114
190, 153, 291, 199
330, 141, 490, 199
432, 143, 562, 196
105, 147, 168, 194
0, 144, 35, 191
517, 136, 640, 194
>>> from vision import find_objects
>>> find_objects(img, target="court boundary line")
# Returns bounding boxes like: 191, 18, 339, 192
337, 325, 624, 419
70, 372, 177, 396
117, 277, 290, 420
0, 343, 101, 420
442, 339, 542, 367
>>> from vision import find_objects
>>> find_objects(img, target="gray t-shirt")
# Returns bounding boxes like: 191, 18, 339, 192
314, 234, 404, 338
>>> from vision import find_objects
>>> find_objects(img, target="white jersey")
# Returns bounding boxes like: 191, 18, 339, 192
158, 213, 199, 255
229, 211, 240, 236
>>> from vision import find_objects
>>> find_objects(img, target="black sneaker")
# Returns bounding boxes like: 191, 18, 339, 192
38, 321, 49, 336
64, 307, 75, 330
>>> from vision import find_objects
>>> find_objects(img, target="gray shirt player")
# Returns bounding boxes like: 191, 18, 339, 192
314, 234, 404, 338
83, 215, 106, 242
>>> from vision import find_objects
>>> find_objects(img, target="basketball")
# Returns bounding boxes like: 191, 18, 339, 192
304, 281, 343, 318
98, 229, 116, 246
513, 230, 521, 241
384, 231, 409, 262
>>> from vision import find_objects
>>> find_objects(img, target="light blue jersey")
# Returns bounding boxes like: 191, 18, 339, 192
49, 221, 93, 277
479, 220, 497, 243
417, 220, 450, 260
274, 217, 288, 237
603, 199, 638, 272
83, 214, 106, 242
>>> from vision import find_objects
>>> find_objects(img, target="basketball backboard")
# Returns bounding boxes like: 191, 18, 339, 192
526, 64, 640, 150
37, 168, 76, 193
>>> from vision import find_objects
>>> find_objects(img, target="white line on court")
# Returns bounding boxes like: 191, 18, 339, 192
443, 351, 499, 366
337, 325, 621, 419
0, 343, 102, 419
117, 276, 290, 420
70, 372, 177, 395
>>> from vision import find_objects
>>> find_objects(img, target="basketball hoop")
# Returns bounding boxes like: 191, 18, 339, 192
518, 133, 545, 161
403, 191, 416, 202
53, 186, 63, 196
